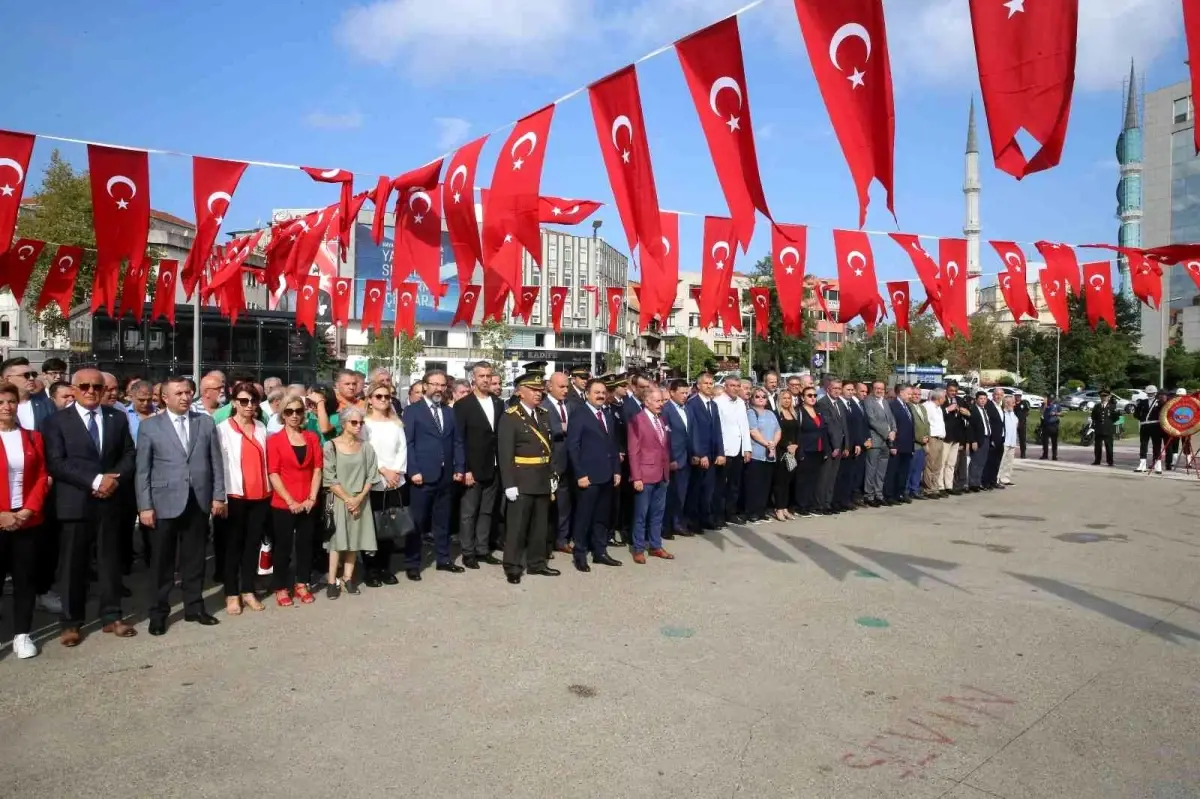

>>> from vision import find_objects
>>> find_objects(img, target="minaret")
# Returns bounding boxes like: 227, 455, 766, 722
964, 97, 982, 315
1116, 60, 1143, 300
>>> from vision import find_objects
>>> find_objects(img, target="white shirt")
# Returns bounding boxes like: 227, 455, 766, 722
670, 401, 688, 431
477, 393, 496, 430
643, 409, 666, 442
923, 401, 946, 438
1003, 409, 1018, 447
166, 409, 189, 448
545, 395, 568, 430
74, 403, 106, 491
713, 393, 752, 456
1, 429, 24, 509
363, 416, 407, 490
16, 400, 34, 431
425, 397, 444, 428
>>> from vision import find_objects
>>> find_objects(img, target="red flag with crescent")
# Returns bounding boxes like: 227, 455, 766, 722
832, 228, 883, 330
605, 286, 624, 335
483, 105, 555, 289
1039, 268, 1071, 332
395, 282, 418, 338
650, 210, 681, 323
513, 285, 539, 325
938, 237, 970, 339
88, 144, 150, 316
889, 233, 941, 309
37, 245, 82, 316
549, 285, 569, 332
151, 259, 179, 326
371, 159, 444, 248
393, 179, 443, 292
483, 268, 510, 323
812, 279, 830, 318
996, 269, 1034, 322
0, 130, 35, 255
1187, 0, 1200, 154
444, 138, 487, 284
699, 216, 737, 329
886, 280, 910, 333
1036, 241, 1081, 295
1128, 252, 1163, 310
262, 217, 301, 296
1181, 258, 1200, 293
330, 276, 352, 327
183, 156, 247, 300
792, 0, 895, 227
361, 279, 387, 335
676, 16, 771, 252
301, 166, 354, 261
118, 255, 152, 322
1081, 262, 1115, 330
295, 274, 319, 335
538, 196, 602, 225
452, 283, 481, 328
748, 286, 770, 337
772, 224, 807, 336
285, 205, 335, 289
970, 0, 1077, 178
0, 238, 44, 304
720, 288, 743, 335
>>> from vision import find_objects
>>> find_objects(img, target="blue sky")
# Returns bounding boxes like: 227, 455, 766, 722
1, 0, 1191, 293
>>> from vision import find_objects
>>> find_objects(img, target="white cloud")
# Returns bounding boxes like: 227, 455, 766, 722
434, 117, 471, 150
304, 110, 365, 130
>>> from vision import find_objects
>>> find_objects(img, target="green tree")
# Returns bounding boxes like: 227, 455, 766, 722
665, 336, 716, 378
314, 323, 339, 379
1163, 343, 1195, 387
475, 318, 512, 364
362, 327, 424, 376
603, 349, 623, 373
1023, 355, 1050, 396
747, 255, 816, 372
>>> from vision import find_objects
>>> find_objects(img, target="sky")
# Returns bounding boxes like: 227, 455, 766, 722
1, 0, 1192, 295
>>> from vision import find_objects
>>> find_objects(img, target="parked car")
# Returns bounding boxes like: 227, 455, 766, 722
990, 386, 1045, 409
1065, 389, 1135, 414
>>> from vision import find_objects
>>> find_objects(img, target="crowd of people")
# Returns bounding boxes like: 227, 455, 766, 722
0, 356, 1032, 661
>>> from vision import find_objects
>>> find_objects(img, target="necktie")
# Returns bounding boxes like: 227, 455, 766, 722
707, 400, 715, 420
87, 410, 100, 452
982, 409, 990, 436
653, 414, 664, 442
176, 415, 188, 450
596, 409, 607, 432
558, 401, 567, 426
832, 399, 843, 419
433, 405, 443, 433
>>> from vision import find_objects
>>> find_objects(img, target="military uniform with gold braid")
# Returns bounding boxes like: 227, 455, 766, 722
498, 369, 556, 579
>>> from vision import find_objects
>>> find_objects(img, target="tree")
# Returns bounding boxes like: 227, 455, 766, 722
475, 318, 512, 364
747, 255, 816, 372
944, 313, 1007, 373
665, 336, 716, 378
314, 323, 339, 380
362, 327, 424, 376
1023, 355, 1050, 396
603, 349, 623, 373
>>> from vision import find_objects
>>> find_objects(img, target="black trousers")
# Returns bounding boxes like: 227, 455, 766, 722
1017, 424, 1027, 458
1041, 427, 1059, 459
270, 506, 316, 590
718, 455, 745, 522
685, 461, 717, 528
459, 476, 498, 558
34, 517, 59, 596
884, 452, 912, 500
772, 458, 794, 511
364, 489, 403, 575
835, 454, 858, 508
0, 525, 39, 635
573, 481, 612, 562
816, 455, 840, 510
503, 492, 549, 575
1093, 435, 1114, 466
225, 497, 269, 596
59, 506, 124, 629
150, 493, 210, 620
1139, 424, 1163, 462
793, 454, 822, 512
983, 440, 1003, 486
744, 460, 774, 518
551, 477, 572, 551
410, 478, 454, 567
211, 511, 229, 586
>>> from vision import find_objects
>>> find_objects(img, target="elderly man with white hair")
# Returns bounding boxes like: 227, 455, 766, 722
921, 388, 947, 495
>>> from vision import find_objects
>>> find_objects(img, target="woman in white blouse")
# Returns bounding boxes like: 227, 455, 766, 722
999, 395, 1020, 486
215, 381, 271, 615
361, 380, 408, 587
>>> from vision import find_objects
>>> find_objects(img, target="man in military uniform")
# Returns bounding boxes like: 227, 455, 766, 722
497, 370, 561, 584
567, 366, 590, 409
1090, 388, 1118, 467
507, 361, 547, 408
605, 374, 631, 545
1013, 391, 1031, 458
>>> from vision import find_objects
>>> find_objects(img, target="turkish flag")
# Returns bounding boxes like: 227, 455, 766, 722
182, 156, 247, 299
0, 130, 35, 254
1181, 258, 1200, 293
996, 270, 1028, 322
938, 237, 970, 338
1039, 268, 1071, 332
699, 216, 737, 329
37, 245, 82, 316
886, 281, 910, 333
1081, 242, 1200, 266
330, 276, 353, 327
395, 282, 418, 337
371, 159, 445, 248
302, 167, 354, 261
393, 181, 443, 292
452, 283, 481, 328
546, 285, 569, 332
772, 224, 807, 337
676, 17, 771, 252
812, 279, 831, 318
832, 228, 883, 328
483, 104, 555, 288
88, 144, 150, 317
444, 138, 487, 284
118, 255, 152, 321
970, 0, 1077, 178
260, 219, 299, 298
0, 238, 44, 304
286, 205, 335, 289
792, 0, 895, 227
589, 66, 664, 293
721, 288, 743, 335
889, 233, 941, 309
1187, 0, 1200, 154
1128, 252, 1163, 310
151, 259, 179, 326
538, 196, 603, 225
295, 274, 320, 335
1081, 262, 1116, 330
205, 230, 263, 300
583, 285, 601, 318
1035, 241, 1081, 295
990, 240, 1029, 278
605, 286, 624, 335
649, 210, 681, 323
513, 285, 540, 325
361, 279, 387, 335
748, 287, 770, 337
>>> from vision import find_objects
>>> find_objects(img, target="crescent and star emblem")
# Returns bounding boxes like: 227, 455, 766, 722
511, 132, 538, 170
1185, 260, 1200, 277
336, 280, 347, 296
611, 115, 633, 164
368, 287, 381, 302
400, 291, 414, 304
57, 255, 74, 273
847, 250, 867, 277
711, 240, 731, 270
163, 271, 173, 284
302, 286, 314, 301
779, 245, 800, 275
661, 236, 672, 257
16, 244, 34, 260
0, 157, 25, 197
408, 190, 432, 224
1089, 274, 1106, 291
829, 22, 872, 89
449, 165, 469, 203
1003, 251, 1023, 272
709, 76, 744, 132
755, 294, 767, 307
463, 290, 475, 302
551, 292, 561, 305
522, 291, 533, 301
1047, 279, 1060, 297
892, 290, 905, 304
319, 168, 342, 179
947, 261, 960, 284
1000, 275, 1011, 291
106, 175, 137, 210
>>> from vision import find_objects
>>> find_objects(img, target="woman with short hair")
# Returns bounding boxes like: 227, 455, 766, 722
361, 381, 407, 587
216, 381, 271, 615
267, 393, 322, 606
322, 406, 379, 598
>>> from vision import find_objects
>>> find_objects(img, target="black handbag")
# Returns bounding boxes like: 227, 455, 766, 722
372, 488, 414, 542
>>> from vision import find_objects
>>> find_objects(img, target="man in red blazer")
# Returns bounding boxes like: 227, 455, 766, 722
627, 387, 675, 564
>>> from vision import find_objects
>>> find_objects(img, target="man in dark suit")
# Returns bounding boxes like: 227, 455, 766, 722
684, 372, 724, 529
814, 378, 848, 514
566, 366, 590, 410
967, 391, 994, 490
662, 379, 694, 537
838, 383, 867, 509
567, 378, 622, 572
605, 374, 631, 544
41, 368, 138, 646
884, 384, 916, 504
402, 369, 465, 576
983, 388, 1006, 488
541, 371, 574, 555
454, 361, 505, 570
622, 371, 648, 419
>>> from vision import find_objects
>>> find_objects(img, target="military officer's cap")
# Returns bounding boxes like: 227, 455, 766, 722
605, 372, 629, 389
514, 371, 545, 389
523, 360, 548, 376
569, 365, 590, 379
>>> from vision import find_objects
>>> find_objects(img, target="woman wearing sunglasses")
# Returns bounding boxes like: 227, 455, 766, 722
361, 381, 407, 587
266, 394, 322, 606
745, 388, 781, 524
215, 382, 271, 615
322, 406, 379, 598
794, 388, 831, 517
773, 389, 799, 521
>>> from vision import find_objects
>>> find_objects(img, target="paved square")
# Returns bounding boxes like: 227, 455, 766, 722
3, 460, 1198, 798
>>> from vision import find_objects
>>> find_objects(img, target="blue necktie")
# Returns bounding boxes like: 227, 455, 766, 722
87, 410, 100, 452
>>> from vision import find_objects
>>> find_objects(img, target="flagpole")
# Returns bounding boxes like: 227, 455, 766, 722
192, 288, 201, 382
686, 331, 692, 382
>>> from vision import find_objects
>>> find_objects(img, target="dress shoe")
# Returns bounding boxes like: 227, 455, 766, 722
148, 618, 167, 636
363, 573, 383, 588
679, 530, 696, 537
102, 620, 137, 638
406, 569, 422, 581
527, 566, 561, 577
379, 571, 399, 585
902, 496, 913, 504
650, 548, 675, 560
574, 560, 591, 573
662, 532, 676, 540
59, 628, 82, 647
479, 554, 502, 565
555, 543, 574, 554
184, 612, 220, 626
436, 562, 466, 574
463, 557, 480, 570
506, 573, 522, 584
633, 551, 647, 564
593, 554, 622, 567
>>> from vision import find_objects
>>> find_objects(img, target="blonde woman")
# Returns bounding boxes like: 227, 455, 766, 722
266, 393, 322, 606
361, 381, 407, 586
322, 406, 378, 598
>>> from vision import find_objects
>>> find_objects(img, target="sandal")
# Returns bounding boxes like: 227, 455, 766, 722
344, 578, 360, 595
225, 597, 242, 616
242, 593, 265, 612
275, 589, 294, 608
326, 580, 341, 600
294, 584, 315, 605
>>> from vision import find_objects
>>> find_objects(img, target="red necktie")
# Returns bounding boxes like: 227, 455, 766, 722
559, 401, 567, 425
653, 414, 664, 442
596, 409, 606, 432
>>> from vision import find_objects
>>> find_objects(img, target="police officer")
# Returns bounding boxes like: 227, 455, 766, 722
566, 366, 590, 410
605, 374, 631, 545
1012, 391, 1031, 458
1090, 388, 1118, 467
1134, 386, 1167, 474
497, 370, 561, 584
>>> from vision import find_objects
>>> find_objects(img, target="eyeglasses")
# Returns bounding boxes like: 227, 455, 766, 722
281, 407, 305, 418
803, 393, 816, 398
8, 371, 36, 380
372, 393, 392, 401
344, 420, 362, 427
234, 397, 255, 406
76, 383, 103, 392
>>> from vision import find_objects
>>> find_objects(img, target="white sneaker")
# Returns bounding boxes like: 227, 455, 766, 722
1154, 461, 1163, 474
12, 633, 37, 659
1134, 459, 1147, 473
36, 591, 62, 614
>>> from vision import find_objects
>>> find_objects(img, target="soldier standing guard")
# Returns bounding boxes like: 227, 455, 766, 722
497, 370, 562, 585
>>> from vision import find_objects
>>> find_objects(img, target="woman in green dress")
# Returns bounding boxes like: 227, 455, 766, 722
322, 406, 379, 598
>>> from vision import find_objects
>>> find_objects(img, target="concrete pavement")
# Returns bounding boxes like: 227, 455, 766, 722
2, 460, 1198, 798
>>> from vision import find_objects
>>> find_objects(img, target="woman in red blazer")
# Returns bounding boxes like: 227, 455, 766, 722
266, 393, 323, 606
0, 381, 50, 659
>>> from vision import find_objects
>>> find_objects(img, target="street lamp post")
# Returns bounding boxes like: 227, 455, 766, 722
590, 219, 603, 374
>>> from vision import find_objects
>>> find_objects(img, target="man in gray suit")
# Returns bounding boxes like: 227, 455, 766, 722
136, 375, 227, 636
814, 378, 848, 514
863, 380, 896, 507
